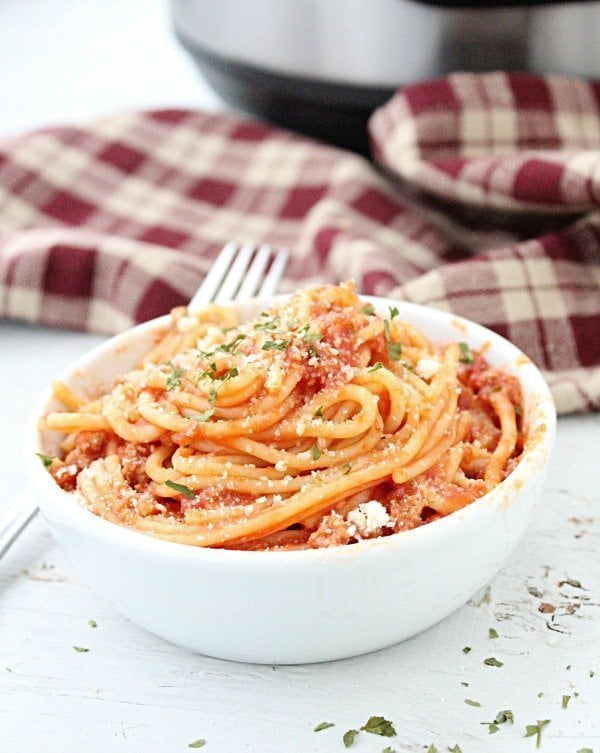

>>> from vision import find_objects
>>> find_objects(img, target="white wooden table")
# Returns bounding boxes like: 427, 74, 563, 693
1, 321, 599, 753
0, 1, 598, 750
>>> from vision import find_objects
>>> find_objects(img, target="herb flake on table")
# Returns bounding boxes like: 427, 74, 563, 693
464, 699, 481, 707
73, 646, 89, 652
360, 716, 396, 737
343, 729, 358, 747
562, 694, 571, 709
426, 745, 438, 753
462, 646, 471, 654
361, 303, 374, 315
313, 722, 334, 732
165, 480, 195, 499
187, 739, 205, 748
448, 745, 463, 753
87, 619, 97, 628
524, 719, 551, 748
488, 627, 499, 639
488, 724, 499, 734
167, 367, 186, 391
382, 748, 395, 753
311, 444, 321, 461
577, 748, 593, 753
484, 657, 504, 667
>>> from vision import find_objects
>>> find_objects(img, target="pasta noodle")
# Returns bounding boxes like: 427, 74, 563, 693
41, 282, 525, 550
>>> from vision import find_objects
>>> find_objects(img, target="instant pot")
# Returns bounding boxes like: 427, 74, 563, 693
172, 0, 600, 153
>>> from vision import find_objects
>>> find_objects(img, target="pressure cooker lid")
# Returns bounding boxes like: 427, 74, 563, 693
414, 0, 597, 7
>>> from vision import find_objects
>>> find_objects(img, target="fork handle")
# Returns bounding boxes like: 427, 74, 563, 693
0, 491, 38, 559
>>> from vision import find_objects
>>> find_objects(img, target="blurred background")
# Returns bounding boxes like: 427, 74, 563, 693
0, 0, 223, 140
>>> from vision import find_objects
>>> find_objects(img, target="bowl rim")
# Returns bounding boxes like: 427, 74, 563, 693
25, 294, 557, 564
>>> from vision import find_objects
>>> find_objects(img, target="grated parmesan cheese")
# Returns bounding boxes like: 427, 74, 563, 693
347, 500, 392, 537
416, 357, 441, 380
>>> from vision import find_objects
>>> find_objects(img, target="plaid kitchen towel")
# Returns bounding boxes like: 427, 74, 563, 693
0, 72, 599, 413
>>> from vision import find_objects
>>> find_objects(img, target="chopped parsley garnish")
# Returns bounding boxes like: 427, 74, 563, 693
368, 362, 384, 372
484, 657, 504, 667
217, 367, 239, 382
313, 722, 334, 732
461, 682, 469, 687
360, 716, 396, 737
343, 462, 352, 475
459, 342, 474, 364
343, 729, 358, 747
194, 407, 215, 423
488, 627, 499, 639
314, 406, 324, 418
88, 619, 97, 628
448, 746, 462, 753
590, 670, 595, 677
577, 749, 593, 753
166, 367, 186, 391
389, 306, 399, 319
426, 746, 438, 753
262, 339, 288, 351
562, 694, 571, 709
253, 318, 279, 331
311, 444, 321, 461
73, 646, 89, 653
165, 480, 195, 499
524, 719, 550, 748
36, 452, 54, 469
361, 303, 375, 315
382, 748, 395, 753
216, 334, 246, 354
303, 331, 323, 344
462, 646, 472, 654
187, 739, 206, 748
383, 319, 402, 361
514, 405, 523, 416
464, 699, 481, 707
488, 724, 499, 734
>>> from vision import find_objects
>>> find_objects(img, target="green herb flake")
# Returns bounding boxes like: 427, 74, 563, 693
514, 405, 523, 416
217, 367, 239, 382
166, 367, 186, 391
566, 664, 572, 670
262, 339, 288, 351
165, 480, 195, 500
590, 670, 594, 677
459, 342, 474, 364
489, 724, 499, 734
382, 748, 395, 753
538, 692, 544, 698
389, 306, 399, 319
343, 729, 358, 748
73, 646, 89, 653
524, 719, 551, 748
448, 746, 463, 753
311, 444, 321, 461
462, 646, 472, 654
577, 749, 593, 753
253, 319, 279, 332
36, 452, 55, 469
562, 695, 571, 709
387, 342, 403, 361
488, 627, 499, 639
314, 406, 324, 417
5, 667, 12, 673
494, 710, 514, 725
313, 722, 334, 732
464, 699, 481, 707
194, 407, 215, 423
88, 619, 97, 628
484, 657, 504, 667
361, 303, 375, 315
368, 362, 384, 372
187, 739, 206, 749
360, 716, 396, 737
217, 334, 246, 354
303, 331, 323, 344
426, 746, 438, 753
461, 681, 469, 687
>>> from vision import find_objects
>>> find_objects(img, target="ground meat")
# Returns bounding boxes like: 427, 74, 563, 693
50, 461, 79, 492
461, 355, 522, 407
116, 442, 153, 491
64, 431, 110, 469
308, 512, 352, 548
386, 483, 424, 532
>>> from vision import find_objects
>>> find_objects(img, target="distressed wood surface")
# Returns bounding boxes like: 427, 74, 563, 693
0, 322, 598, 753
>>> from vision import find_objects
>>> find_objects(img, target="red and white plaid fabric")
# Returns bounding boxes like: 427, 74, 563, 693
0, 72, 599, 414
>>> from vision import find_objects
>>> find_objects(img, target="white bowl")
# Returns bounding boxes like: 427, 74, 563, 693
25, 297, 556, 664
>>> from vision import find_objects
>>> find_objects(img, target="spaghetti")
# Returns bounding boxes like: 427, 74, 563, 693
41, 282, 525, 550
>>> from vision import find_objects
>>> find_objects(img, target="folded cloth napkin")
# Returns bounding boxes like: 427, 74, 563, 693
0, 72, 598, 414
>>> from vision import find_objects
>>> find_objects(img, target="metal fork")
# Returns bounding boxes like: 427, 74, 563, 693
0, 241, 289, 559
